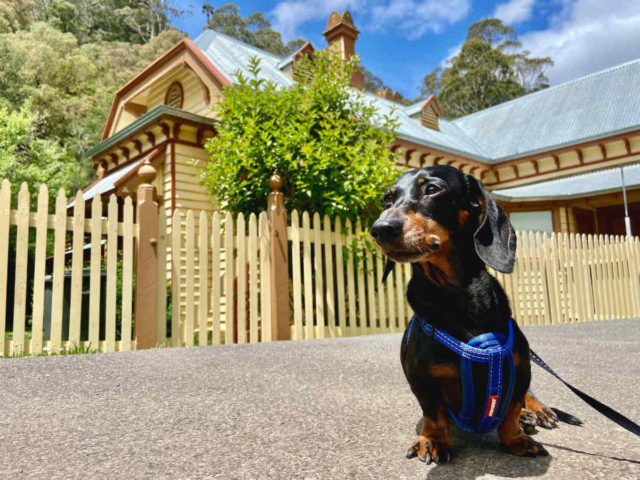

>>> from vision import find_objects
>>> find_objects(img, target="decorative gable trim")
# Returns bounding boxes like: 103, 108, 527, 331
293, 41, 315, 65
421, 95, 442, 131
101, 38, 230, 140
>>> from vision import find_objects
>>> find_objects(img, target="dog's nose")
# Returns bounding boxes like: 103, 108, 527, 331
370, 218, 404, 246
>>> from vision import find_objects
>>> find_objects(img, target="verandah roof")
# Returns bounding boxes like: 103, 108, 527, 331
492, 164, 640, 201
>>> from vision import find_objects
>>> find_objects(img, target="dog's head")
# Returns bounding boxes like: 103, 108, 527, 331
370, 165, 515, 282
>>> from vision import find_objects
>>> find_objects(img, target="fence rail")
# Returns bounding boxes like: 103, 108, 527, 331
0, 180, 135, 356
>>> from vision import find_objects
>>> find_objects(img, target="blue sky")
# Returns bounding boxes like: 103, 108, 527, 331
172, 0, 640, 100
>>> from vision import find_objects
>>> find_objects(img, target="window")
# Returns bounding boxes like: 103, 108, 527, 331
509, 211, 553, 233
165, 82, 183, 109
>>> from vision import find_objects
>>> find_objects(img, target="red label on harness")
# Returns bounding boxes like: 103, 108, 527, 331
485, 395, 499, 417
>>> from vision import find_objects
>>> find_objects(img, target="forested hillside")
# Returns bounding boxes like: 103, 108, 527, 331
0, 0, 185, 196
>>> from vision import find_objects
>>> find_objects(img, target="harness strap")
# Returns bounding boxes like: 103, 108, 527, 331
408, 316, 516, 434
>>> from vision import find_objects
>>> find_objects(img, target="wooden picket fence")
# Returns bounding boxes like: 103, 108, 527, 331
289, 210, 413, 340
287, 212, 640, 340
166, 209, 271, 347
1, 178, 639, 356
492, 231, 640, 325
0, 180, 135, 356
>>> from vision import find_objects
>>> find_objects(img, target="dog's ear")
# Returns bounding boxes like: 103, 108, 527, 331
464, 174, 516, 273
382, 258, 395, 283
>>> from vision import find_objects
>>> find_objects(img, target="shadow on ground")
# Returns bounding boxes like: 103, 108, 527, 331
407, 421, 551, 480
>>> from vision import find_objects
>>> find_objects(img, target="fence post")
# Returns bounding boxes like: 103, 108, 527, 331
135, 160, 159, 349
268, 172, 290, 340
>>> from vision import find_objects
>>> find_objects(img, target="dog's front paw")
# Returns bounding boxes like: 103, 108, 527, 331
532, 405, 558, 429
524, 392, 558, 429
499, 434, 549, 457
519, 408, 538, 433
406, 436, 452, 464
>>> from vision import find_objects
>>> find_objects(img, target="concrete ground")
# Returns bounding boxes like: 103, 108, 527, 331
1, 319, 639, 480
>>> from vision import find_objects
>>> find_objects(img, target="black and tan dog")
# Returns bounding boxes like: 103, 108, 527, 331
371, 166, 571, 464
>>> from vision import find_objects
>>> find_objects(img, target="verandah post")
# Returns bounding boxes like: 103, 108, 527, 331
268, 172, 290, 340
135, 160, 159, 349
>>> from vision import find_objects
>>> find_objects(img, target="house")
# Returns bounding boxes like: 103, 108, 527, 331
81, 10, 640, 236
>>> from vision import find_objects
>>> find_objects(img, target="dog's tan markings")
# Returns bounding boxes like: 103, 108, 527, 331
512, 352, 521, 366
407, 406, 452, 462
417, 177, 426, 186
498, 402, 548, 456
428, 363, 459, 378
523, 391, 558, 428
415, 221, 456, 287
458, 209, 469, 227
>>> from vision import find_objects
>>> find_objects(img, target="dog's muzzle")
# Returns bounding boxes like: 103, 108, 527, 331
370, 218, 404, 247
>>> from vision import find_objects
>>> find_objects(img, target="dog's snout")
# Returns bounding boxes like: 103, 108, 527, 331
371, 218, 404, 246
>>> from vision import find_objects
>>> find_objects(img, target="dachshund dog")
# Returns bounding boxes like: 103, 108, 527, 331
371, 166, 571, 464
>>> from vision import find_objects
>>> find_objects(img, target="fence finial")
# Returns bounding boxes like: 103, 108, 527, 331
269, 170, 284, 192
138, 159, 157, 184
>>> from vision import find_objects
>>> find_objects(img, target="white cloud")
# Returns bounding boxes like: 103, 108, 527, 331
270, 0, 360, 40
368, 0, 471, 39
270, 0, 470, 41
493, 0, 536, 25
519, 0, 640, 84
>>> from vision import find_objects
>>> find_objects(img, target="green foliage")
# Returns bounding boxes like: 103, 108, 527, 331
200, 49, 399, 225
204, 3, 304, 56
420, 18, 553, 118
0, 14, 184, 192
0, 0, 178, 43
0, 101, 80, 203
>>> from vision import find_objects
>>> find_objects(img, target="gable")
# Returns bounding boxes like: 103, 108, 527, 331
103, 38, 229, 140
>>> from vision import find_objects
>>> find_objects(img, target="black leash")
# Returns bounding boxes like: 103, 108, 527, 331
530, 349, 640, 437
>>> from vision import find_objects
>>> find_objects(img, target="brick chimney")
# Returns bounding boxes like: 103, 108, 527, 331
323, 11, 365, 89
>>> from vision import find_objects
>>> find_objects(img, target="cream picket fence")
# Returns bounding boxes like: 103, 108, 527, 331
0, 180, 135, 356
167, 209, 271, 346
287, 212, 640, 338
288, 210, 413, 341
491, 231, 640, 326
2, 178, 639, 357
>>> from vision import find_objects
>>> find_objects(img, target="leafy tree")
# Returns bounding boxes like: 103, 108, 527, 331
0, 0, 178, 43
420, 18, 553, 118
0, 21, 184, 182
0, 101, 81, 204
205, 3, 304, 56
115, 0, 182, 43
361, 65, 384, 92
200, 50, 399, 224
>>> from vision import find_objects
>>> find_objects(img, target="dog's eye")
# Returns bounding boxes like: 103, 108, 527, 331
425, 184, 442, 195
382, 190, 395, 207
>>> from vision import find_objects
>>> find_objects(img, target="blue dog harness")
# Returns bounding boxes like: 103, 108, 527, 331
406, 316, 516, 434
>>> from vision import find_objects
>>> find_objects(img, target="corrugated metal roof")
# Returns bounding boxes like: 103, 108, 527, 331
404, 101, 423, 117
192, 30, 490, 160
453, 58, 640, 163
492, 164, 640, 201
194, 30, 295, 88
68, 160, 142, 207
362, 92, 488, 160
192, 30, 640, 164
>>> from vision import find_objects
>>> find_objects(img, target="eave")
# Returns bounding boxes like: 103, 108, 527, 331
89, 105, 217, 159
